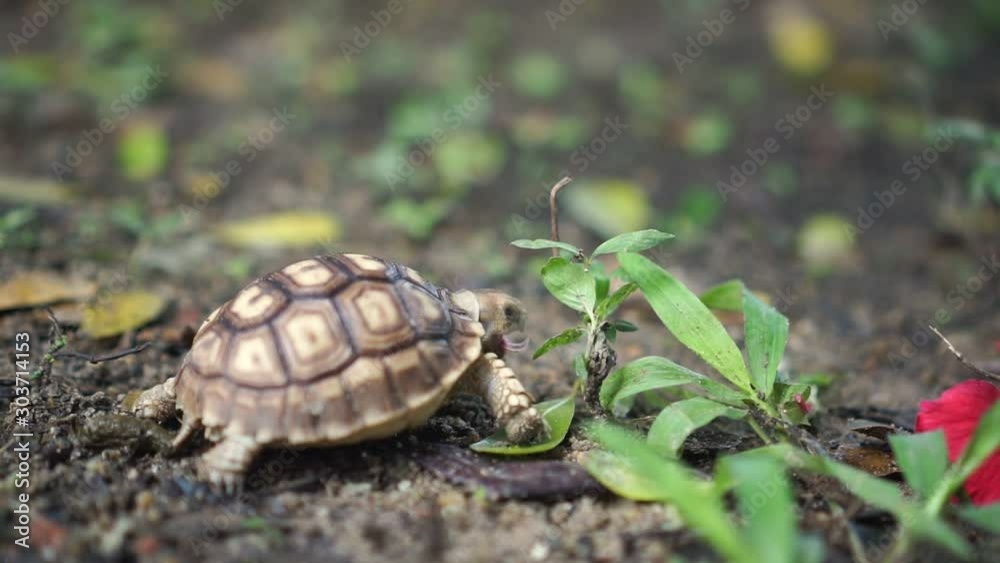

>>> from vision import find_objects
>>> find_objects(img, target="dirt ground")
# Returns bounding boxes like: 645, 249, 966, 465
2, 1, 1000, 562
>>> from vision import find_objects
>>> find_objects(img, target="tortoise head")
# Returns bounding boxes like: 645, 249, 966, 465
452, 289, 528, 357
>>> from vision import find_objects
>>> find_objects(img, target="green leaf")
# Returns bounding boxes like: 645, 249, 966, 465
648, 397, 747, 457
600, 356, 706, 411
618, 252, 752, 392
470, 396, 575, 455
541, 257, 597, 315
956, 399, 1000, 481
511, 239, 582, 256
743, 289, 789, 398
586, 423, 750, 563
595, 282, 638, 318
718, 454, 797, 563
580, 449, 666, 502
699, 279, 745, 312
533, 326, 585, 359
592, 229, 675, 257
751, 444, 970, 558
118, 121, 169, 182
595, 273, 611, 303
958, 504, 1000, 533
612, 320, 638, 332
889, 431, 949, 500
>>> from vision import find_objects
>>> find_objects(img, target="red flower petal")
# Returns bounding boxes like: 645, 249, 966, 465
916, 380, 1000, 505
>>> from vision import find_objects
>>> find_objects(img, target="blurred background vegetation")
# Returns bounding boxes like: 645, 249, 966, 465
0, 0, 998, 293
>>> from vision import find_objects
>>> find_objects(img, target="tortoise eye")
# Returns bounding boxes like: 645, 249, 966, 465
503, 306, 517, 320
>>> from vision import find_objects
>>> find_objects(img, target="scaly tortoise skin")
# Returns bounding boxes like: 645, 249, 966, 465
133, 253, 548, 488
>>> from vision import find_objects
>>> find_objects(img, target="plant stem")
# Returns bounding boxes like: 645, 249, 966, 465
746, 416, 774, 445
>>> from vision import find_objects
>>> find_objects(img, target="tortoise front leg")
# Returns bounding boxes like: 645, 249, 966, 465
456, 353, 550, 443
199, 434, 261, 493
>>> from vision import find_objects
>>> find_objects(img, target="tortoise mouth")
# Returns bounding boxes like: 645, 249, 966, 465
502, 334, 529, 354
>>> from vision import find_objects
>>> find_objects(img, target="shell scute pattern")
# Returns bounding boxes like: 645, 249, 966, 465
174, 253, 483, 446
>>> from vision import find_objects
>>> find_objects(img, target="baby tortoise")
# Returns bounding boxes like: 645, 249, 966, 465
133, 253, 549, 489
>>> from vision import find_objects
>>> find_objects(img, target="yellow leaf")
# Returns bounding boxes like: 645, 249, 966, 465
0, 176, 75, 205
564, 179, 652, 238
81, 291, 167, 339
0, 272, 95, 312
215, 212, 340, 249
767, 7, 834, 77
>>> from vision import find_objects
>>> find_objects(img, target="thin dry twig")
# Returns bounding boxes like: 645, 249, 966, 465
55, 342, 152, 364
929, 325, 1000, 383
548, 176, 573, 257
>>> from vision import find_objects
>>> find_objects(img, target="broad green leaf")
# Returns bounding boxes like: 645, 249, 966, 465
586, 423, 750, 563
695, 378, 752, 408
618, 252, 752, 391
743, 289, 788, 398
82, 290, 167, 339
600, 356, 705, 411
595, 282, 637, 318
718, 455, 797, 563
511, 238, 582, 256
581, 449, 665, 501
648, 397, 746, 457
470, 395, 575, 455
215, 212, 340, 249
592, 229, 675, 257
533, 326, 585, 359
541, 257, 596, 314
699, 279, 744, 312
956, 399, 1000, 482
889, 431, 949, 500
958, 504, 1000, 533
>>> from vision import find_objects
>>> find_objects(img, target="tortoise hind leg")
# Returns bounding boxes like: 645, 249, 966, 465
198, 434, 261, 493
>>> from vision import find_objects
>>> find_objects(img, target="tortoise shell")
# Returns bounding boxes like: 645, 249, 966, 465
174, 253, 485, 446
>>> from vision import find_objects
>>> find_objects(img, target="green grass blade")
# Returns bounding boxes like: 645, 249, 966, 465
618, 252, 752, 392
888, 431, 949, 500
743, 289, 788, 398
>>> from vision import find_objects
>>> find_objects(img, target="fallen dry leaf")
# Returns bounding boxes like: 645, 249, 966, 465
214, 211, 340, 249
0, 176, 75, 205
81, 290, 167, 339
0, 272, 95, 312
